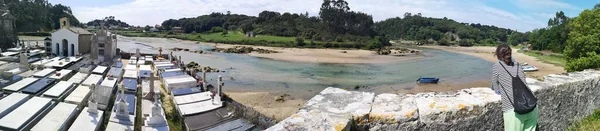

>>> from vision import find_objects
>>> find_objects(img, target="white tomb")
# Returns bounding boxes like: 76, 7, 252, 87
3, 77, 39, 92
0, 97, 53, 131
42, 81, 74, 99
32, 68, 56, 78
67, 72, 89, 84
30, 102, 78, 131
64, 84, 91, 105
48, 69, 73, 80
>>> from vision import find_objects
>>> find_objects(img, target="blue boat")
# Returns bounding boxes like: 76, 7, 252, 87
417, 78, 440, 84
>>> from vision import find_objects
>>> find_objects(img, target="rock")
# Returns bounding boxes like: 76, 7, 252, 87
266, 87, 374, 131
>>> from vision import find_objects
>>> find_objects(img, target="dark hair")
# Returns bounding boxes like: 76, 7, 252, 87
495, 44, 514, 66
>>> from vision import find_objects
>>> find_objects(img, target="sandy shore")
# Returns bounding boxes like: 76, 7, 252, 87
208, 43, 422, 64
423, 46, 566, 79
224, 91, 305, 121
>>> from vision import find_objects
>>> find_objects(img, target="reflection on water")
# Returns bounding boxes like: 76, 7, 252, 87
118, 37, 493, 99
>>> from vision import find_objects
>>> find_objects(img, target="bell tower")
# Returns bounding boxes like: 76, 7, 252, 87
59, 17, 70, 28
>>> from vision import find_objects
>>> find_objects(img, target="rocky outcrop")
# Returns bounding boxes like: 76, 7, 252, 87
266, 70, 600, 131
266, 88, 374, 131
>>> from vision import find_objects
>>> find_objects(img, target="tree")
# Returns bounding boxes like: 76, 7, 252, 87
595, 3, 600, 9
221, 30, 228, 36
438, 38, 450, 46
240, 23, 254, 33
564, 9, 600, 72
295, 37, 305, 47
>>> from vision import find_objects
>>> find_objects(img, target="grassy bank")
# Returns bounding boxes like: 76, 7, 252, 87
568, 109, 600, 131
519, 50, 567, 67
116, 31, 370, 49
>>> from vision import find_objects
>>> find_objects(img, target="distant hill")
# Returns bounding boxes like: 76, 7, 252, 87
375, 13, 522, 45
86, 16, 131, 27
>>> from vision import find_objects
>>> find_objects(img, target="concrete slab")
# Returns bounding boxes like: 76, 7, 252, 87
108, 67, 124, 78
42, 81, 74, 99
124, 64, 137, 71
64, 85, 90, 105
0, 93, 30, 119
33, 68, 56, 78
163, 75, 196, 91
183, 107, 232, 130
48, 69, 74, 80
30, 102, 77, 131
81, 74, 103, 86
139, 65, 152, 78
92, 66, 108, 74
22, 78, 57, 95
178, 99, 222, 116
124, 70, 138, 79
0, 97, 53, 131
266, 87, 374, 131
67, 72, 89, 84
143, 126, 169, 131
206, 119, 254, 131
106, 122, 134, 131
69, 107, 104, 131
173, 92, 211, 105
108, 114, 136, 126
3, 77, 38, 92
123, 78, 138, 91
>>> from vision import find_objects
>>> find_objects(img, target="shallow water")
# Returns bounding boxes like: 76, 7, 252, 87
118, 37, 493, 99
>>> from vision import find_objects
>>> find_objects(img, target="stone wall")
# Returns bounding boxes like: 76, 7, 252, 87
267, 70, 600, 131
222, 94, 278, 130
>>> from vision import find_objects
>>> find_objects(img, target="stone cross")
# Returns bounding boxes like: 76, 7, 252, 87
19, 52, 28, 70
169, 52, 172, 61
202, 67, 207, 91
87, 84, 99, 113
147, 94, 166, 126
116, 84, 130, 119
178, 56, 182, 65
213, 76, 222, 105
135, 49, 141, 58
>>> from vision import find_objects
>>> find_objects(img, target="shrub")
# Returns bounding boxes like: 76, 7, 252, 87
458, 39, 474, 47
18, 32, 50, 36
295, 37, 305, 47
211, 27, 224, 33
324, 43, 332, 48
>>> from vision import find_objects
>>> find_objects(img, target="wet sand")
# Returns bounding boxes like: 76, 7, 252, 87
210, 43, 423, 64
224, 91, 305, 121
423, 46, 566, 79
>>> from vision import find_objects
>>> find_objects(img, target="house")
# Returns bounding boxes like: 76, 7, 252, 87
172, 27, 183, 33
150, 28, 159, 32
51, 17, 92, 57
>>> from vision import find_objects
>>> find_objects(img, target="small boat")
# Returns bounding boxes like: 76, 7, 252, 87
417, 78, 440, 84
522, 66, 538, 72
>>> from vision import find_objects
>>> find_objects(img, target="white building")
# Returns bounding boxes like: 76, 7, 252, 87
50, 17, 92, 57
90, 27, 118, 62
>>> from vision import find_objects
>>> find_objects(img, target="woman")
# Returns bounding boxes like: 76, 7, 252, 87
491, 44, 539, 131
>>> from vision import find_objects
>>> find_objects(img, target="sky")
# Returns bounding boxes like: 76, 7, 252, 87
48, 0, 599, 32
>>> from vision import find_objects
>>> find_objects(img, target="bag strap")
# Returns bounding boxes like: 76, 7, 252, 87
498, 61, 519, 77
496, 77, 515, 106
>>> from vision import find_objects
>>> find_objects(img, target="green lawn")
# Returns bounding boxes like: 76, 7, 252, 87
520, 51, 567, 67
569, 109, 600, 131
117, 30, 366, 49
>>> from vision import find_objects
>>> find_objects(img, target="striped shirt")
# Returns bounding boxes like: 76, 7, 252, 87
491, 60, 528, 112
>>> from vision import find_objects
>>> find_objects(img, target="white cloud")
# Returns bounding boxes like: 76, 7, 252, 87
515, 0, 579, 11
70, 0, 549, 31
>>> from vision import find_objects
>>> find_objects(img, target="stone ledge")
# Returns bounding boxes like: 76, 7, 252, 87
266, 70, 600, 131
266, 87, 374, 131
